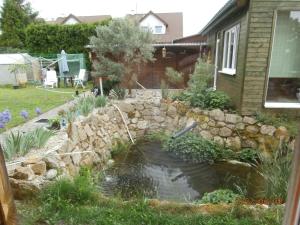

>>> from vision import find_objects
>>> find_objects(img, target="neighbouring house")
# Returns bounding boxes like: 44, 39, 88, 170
127, 11, 183, 43
0, 54, 40, 85
199, 0, 300, 115
47, 14, 111, 25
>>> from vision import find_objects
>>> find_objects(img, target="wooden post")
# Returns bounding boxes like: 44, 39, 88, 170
0, 145, 16, 225
99, 77, 104, 96
283, 128, 300, 225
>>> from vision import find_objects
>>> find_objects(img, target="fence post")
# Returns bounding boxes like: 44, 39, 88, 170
0, 145, 16, 225
283, 128, 300, 225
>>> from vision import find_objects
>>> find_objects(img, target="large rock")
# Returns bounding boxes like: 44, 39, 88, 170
166, 105, 177, 118
242, 139, 258, 149
209, 109, 225, 121
10, 178, 41, 200
118, 102, 134, 113
200, 130, 213, 140
30, 161, 47, 176
213, 136, 224, 146
219, 127, 232, 137
225, 137, 241, 150
12, 166, 35, 181
43, 155, 61, 169
137, 121, 149, 130
246, 125, 259, 134
45, 169, 58, 180
243, 116, 257, 125
225, 114, 242, 124
84, 124, 94, 137
260, 125, 276, 136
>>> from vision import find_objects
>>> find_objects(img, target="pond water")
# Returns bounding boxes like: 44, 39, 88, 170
100, 140, 263, 202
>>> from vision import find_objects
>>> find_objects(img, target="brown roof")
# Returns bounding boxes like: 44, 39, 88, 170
173, 34, 207, 43
47, 14, 111, 25
127, 11, 183, 43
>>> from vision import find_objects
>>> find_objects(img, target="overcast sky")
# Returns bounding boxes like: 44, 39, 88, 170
0, 0, 228, 36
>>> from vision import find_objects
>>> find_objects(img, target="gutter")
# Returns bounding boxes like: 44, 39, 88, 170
199, 0, 248, 35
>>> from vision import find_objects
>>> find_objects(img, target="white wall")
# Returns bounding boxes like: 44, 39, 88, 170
139, 14, 166, 34
64, 17, 79, 25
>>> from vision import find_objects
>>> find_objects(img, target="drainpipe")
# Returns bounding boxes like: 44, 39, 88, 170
213, 39, 220, 91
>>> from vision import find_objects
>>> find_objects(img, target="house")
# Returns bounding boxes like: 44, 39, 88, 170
199, 0, 300, 115
47, 14, 111, 25
127, 11, 183, 43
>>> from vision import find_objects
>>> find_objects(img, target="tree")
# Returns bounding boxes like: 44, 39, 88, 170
90, 18, 155, 94
0, 0, 38, 48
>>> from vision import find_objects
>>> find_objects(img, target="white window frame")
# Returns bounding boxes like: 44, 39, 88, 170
154, 25, 163, 34
220, 24, 240, 75
264, 10, 300, 109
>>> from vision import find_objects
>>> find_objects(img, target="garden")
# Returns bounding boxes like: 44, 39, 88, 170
0, 2, 297, 224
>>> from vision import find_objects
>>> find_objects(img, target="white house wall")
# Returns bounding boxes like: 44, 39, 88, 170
139, 14, 166, 34
64, 17, 79, 25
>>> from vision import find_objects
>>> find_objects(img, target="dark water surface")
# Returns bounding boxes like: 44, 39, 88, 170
100, 141, 263, 202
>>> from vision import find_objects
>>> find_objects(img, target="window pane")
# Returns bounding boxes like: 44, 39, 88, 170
266, 11, 300, 103
155, 26, 162, 33
229, 30, 235, 68
223, 32, 229, 68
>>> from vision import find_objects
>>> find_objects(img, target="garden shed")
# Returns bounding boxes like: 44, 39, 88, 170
0, 53, 40, 85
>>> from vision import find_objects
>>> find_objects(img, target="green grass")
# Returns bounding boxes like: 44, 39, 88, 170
17, 170, 284, 225
0, 85, 76, 130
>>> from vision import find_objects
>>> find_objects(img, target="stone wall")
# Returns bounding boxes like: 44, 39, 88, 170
8, 96, 294, 199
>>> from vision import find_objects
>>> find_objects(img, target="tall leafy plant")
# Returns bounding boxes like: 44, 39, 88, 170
90, 18, 155, 94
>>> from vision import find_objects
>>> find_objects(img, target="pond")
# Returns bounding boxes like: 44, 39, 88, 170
100, 140, 263, 203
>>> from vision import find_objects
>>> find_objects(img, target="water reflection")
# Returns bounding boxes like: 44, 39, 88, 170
100, 141, 262, 202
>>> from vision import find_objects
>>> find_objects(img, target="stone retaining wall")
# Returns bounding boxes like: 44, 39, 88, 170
8, 97, 294, 199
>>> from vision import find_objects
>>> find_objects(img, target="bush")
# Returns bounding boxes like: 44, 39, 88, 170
109, 87, 126, 100
203, 89, 231, 110
257, 143, 292, 201
95, 96, 107, 108
164, 133, 219, 163
255, 112, 298, 137
111, 139, 132, 158
40, 168, 97, 206
165, 67, 183, 87
199, 189, 241, 204
3, 128, 54, 160
238, 148, 259, 164
76, 96, 95, 116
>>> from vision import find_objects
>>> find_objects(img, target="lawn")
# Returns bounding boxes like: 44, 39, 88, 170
0, 85, 78, 130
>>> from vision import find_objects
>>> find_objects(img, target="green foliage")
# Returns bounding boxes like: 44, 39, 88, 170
203, 89, 232, 110
172, 59, 233, 110
109, 86, 126, 100
111, 139, 132, 158
160, 80, 169, 99
30, 127, 54, 148
95, 96, 107, 108
199, 189, 241, 204
238, 148, 259, 164
102, 79, 120, 95
3, 131, 34, 160
255, 112, 298, 137
144, 131, 169, 142
48, 117, 60, 130
165, 67, 183, 87
76, 96, 95, 116
164, 133, 219, 163
0, 0, 39, 48
25, 22, 108, 54
257, 143, 292, 200
40, 168, 98, 206
3, 128, 54, 160
90, 18, 154, 92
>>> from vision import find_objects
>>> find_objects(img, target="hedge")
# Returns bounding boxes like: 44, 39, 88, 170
25, 22, 109, 54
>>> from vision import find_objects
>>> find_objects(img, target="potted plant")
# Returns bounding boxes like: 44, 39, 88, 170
8, 64, 30, 89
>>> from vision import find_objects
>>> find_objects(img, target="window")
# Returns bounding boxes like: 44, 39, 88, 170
155, 26, 163, 34
265, 11, 300, 107
221, 24, 240, 75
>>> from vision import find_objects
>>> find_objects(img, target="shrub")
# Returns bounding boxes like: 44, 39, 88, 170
40, 168, 97, 206
257, 143, 292, 201
111, 139, 132, 158
95, 96, 107, 108
3, 128, 54, 160
76, 96, 95, 116
238, 148, 259, 164
165, 67, 183, 87
203, 89, 231, 110
164, 133, 219, 163
199, 189, 241, 204
109, 87, 126, 100
255, 112, 298, 137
